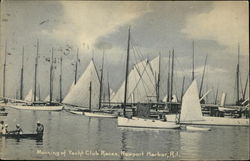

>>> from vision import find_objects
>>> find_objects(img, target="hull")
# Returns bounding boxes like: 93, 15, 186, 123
117, 117, 180, 129
69, 110, 84, 115
8, 105, 63, 111
84, 112, 117, 118
0, 133, 43, 139
186, 126, 211, 131
0, 112, 8, 116
165, 114, 249, 126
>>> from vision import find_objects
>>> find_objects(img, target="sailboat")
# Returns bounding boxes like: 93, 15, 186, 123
174, 80, 249, 127
117, 27, 180, 129
63, 58, 117, 117
8, 45, 63, 111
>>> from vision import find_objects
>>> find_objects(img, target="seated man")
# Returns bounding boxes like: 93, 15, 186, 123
2, 124, 8, 134
36, 121, 44, 134
15, 124, 23, 135
0, 121, 4, 134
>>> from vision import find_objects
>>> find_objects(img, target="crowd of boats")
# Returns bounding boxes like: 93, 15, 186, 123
0, 27, 249, 138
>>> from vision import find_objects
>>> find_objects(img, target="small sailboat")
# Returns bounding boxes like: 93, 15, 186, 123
177, 80, 248, 127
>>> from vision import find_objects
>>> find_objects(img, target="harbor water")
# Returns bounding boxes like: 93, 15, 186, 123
0, 107, 249, 160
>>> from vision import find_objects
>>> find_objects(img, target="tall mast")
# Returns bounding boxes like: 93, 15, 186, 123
99, 51, 104, 109
74, 48, 79, 85
199, 54, 208, 98
38, 83, 40, 101
181, 76, 185, 102
170, 49, 174, 102
34, 40, 39, 102
156, 53, 161, 103
236, 44, 240, 105
3, 41, 7, 98
167, 50, 171, 102
89, 81, 92, 111
20, 46, 24, 100
59, 56, 63, 103
107, 72, 111, 108
192, 40, 195, 81
49, 48, 54, 103
123, 27, 131, 116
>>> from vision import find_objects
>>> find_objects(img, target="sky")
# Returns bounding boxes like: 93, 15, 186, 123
0, 0, 249, 104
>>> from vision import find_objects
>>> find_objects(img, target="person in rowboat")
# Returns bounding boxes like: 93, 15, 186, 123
2, 124, 8, 134
14, 124, 23, 135
0, 121, 4, 134
36, 121, 44, 134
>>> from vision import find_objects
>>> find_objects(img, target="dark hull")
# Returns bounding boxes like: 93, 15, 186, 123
0, 133, 43, 139
0, 112, 8, 116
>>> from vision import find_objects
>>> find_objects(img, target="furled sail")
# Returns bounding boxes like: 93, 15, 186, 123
62, 60, 100, 109
24, 89, 38, 102
180, 80, 203, 122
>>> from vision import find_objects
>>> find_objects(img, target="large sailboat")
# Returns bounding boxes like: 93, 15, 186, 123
117, 27, 180, 129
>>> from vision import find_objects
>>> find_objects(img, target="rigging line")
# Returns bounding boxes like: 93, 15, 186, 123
127, 61, 151, 101
239, 71, 244, 98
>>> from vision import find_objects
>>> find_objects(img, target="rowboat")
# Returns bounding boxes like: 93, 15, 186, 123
84, 112, 117, 118
0, 133, 43, 139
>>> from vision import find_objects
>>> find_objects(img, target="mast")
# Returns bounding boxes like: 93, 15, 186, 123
123, 27, 131, 116
192, 40, 195, 81
236, 44, 240, 105
38, 83, 40, 101
74, 48, 79, 85
107, 72, 111, 108
199, 54, 208, 98
34, 40, 39, 102
49, 47, 54, 103
20, 46, 24, 100
99, 51, 104, 109
167, 51, 171, 102
170, 49, 174, 102
156, 53, 161, 103
181, 76, 185, 102
59, 56, 63, 103
3, 41, 7, 99
89, 81, 92, 111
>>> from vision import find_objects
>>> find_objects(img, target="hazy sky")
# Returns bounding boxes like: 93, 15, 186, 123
0, 0, 249, 104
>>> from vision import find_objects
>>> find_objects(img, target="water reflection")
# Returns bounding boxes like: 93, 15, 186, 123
120, 129, 128, 160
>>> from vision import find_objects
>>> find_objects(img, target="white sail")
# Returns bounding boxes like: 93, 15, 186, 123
62, 60, 100, 109
111, 56, 159, 103
180, 80, 203, 122
111, 59, 147, 103
24, 89, 38, 102
44, 94, 57, 102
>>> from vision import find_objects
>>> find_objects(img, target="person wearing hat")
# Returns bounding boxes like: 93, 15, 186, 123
15, 124, 23, 135
36, 121, 44, 134
2, 124, 8, 134
0, 121, 4, 134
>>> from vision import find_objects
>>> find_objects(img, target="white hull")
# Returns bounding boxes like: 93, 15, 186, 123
84, 112, 117, 118
186, 126, 211, 131
69, 110, 84, 115
8, 104, 63, 111
117, 117, 180, 129
165, 115, 249, 127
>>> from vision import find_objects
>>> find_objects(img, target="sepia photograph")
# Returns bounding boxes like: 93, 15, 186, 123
0, 0, 249, 160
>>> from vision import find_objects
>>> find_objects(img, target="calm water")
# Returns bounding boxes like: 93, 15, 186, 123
0, 107, 249, 160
